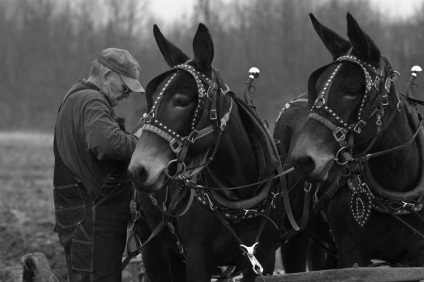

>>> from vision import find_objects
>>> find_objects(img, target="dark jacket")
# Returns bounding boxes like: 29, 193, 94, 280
55, 80, 137, 196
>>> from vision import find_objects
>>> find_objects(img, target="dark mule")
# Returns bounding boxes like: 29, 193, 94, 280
273, 94, 337, 272
128, 24, 286, 282
291, 13, 424, 268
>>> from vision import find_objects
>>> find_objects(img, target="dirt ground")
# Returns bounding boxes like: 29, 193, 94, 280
0, 132, 283, 282
0, 132, 67, 281
0, 132, 140, 281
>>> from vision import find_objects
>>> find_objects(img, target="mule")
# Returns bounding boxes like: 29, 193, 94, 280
273, 94, 337, 272
128, 23, 286, 282
290, 13, 424, 268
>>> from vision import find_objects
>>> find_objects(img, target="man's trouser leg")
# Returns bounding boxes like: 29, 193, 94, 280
54, 176, 132, 282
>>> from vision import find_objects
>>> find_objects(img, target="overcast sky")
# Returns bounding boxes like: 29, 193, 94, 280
149, 0, 423, 26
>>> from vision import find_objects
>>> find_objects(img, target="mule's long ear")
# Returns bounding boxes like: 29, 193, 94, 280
346, 13, 380, 67
153, 24, 190, 67
193, 23, 214, 72
310, 13, 351, 60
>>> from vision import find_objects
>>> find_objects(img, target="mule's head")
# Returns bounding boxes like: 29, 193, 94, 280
128, 24, 225, 192
291, 13, 400, 182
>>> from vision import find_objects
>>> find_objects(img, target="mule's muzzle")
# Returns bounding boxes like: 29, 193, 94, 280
291, 146, 335, 183
128, 165, 149, 190
291, 154, 317, 181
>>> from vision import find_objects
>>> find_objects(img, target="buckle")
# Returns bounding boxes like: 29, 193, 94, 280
210, 109, 217, 120
333, 127, 347, 143
169, 138, 182, 153
187, 130, 199, 143
353, 120, 366, 134
382, 94, 389, 106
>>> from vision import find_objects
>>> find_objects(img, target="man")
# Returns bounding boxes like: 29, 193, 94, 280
53, 48, 144, 282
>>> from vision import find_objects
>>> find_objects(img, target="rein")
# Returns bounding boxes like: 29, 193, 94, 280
191, 167, 294, 191
360, 116, 423, 161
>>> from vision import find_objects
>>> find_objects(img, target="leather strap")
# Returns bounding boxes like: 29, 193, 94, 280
279, 178, 344, 243
279, 164, 302, 231
121, 219, 166, 270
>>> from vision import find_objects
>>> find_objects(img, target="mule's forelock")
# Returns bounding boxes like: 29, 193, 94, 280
309, 13, 351, 60
193, 23, 214, 73
153, 24, 190, 67
346, 13, 381, 68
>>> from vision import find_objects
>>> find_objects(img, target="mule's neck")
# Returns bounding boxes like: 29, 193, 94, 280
206, 99, 260, 199
366, 99, 421, 192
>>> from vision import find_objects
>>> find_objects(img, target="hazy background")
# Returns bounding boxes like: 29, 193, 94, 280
1, 0, 424, 132
1, 1, 424, 280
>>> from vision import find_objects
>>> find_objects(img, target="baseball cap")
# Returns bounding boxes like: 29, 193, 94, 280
98, 48, 145, 93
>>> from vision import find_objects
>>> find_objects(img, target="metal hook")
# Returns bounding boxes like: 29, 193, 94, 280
240, 242, 263, 275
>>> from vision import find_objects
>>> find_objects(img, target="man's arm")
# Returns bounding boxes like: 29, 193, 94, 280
84, 98, 138, 160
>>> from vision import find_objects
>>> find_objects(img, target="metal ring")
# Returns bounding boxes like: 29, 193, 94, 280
249, 85, 256, 94
314, 97, 325, 109
164, 159, 187, 180
333, 146, 351, 166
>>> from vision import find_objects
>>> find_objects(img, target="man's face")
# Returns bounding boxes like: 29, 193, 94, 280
103, 72, 132, 107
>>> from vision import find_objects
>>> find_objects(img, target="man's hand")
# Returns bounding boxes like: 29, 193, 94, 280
133, 128, 142, 138
132, 116, 144, 138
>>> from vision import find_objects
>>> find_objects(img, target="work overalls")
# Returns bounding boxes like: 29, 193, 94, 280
53, 84, 133, 282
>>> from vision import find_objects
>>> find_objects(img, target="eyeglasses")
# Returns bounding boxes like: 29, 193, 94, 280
122, 84, 131, 98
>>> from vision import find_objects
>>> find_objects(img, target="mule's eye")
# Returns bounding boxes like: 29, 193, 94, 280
174, 96, 192, 107
344, 86, 364, 99
345, 89, 358, 97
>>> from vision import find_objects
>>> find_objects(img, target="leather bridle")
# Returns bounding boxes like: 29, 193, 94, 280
142, 63, 232, 180
309, 54, 401, 165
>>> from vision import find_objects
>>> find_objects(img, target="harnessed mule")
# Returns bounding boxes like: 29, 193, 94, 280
274, 93, 338, 272
291, 13, 424, 268
128, 24, 290, 282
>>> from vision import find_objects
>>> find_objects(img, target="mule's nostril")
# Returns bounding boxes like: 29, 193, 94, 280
294, 155, 316, 175
128, 166, 148, 184
137, 166, 148, 183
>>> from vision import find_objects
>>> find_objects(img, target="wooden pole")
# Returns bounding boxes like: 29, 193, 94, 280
256, 267, 424, 282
